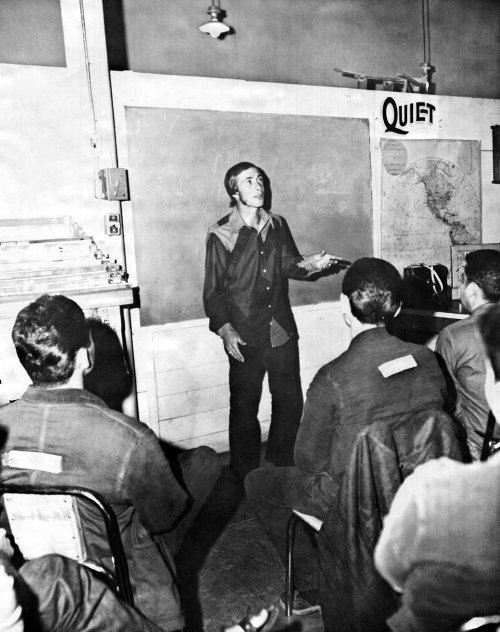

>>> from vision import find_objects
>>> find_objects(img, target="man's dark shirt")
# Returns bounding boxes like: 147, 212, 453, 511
203, 208, 311, 348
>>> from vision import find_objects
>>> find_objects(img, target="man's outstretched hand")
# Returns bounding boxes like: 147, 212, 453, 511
300, 249, 348, 273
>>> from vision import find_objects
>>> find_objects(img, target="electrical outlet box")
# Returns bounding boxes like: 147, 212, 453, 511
98, 168, 129, 201
105, 213, 122, 236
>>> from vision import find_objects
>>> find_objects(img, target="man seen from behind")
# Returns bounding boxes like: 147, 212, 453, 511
0, 294, 221, 631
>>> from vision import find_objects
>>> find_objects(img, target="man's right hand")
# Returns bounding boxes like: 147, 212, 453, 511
218, 323, 246, 362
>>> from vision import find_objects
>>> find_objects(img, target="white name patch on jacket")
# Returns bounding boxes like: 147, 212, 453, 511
2, 450, 62, 474
378, 354, 417, 378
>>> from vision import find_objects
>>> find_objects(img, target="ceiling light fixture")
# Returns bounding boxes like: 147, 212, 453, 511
199, 1, 231, 39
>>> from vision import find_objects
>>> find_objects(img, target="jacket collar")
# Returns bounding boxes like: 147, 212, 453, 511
350, 325, 391, 347
469, 301, 494, 321
21, 385, 107, 407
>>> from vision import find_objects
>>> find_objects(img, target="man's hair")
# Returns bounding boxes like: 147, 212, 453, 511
479, 304, 500, 382
464, 249, 500, 302
342, 257, 402, 325
12, 294, 91, 386
224, 162, 262, 207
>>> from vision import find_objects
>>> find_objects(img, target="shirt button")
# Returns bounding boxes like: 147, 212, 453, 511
268, 305, 272, 308
266, 286, 270, 290
263, 269, 267, 273
260, 251, 264, 255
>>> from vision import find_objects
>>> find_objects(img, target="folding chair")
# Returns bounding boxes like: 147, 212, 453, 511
0, 483, 134, 606
284, 509, 323, 617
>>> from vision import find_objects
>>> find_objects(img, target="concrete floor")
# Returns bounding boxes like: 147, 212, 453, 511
175, 459, 325, 632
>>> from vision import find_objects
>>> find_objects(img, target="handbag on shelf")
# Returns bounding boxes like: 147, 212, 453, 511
403, 263, 449, 310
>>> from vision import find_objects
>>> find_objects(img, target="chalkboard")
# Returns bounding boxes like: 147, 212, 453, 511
125, 106, 372, 326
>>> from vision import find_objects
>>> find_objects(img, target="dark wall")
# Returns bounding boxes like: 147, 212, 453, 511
0, 0, 498, 100
107, 0, 500, 99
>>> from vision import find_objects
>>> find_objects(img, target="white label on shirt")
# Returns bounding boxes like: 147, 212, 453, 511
2, 450, 62, 474
378, 354, 417, 378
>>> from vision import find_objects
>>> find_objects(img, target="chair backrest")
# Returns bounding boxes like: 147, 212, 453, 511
0, 483, 134, 606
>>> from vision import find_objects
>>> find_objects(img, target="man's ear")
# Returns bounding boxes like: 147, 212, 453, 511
469, 281, 484, 302
75, 339, 94, 376
75, 347, 90, 373
340, 292, 352, 327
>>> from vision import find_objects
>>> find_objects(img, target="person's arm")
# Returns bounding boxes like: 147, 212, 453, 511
374, 475, 420, 593
294, 367, 338, 472
125, 430, 190, 535
278, 217, 342, 279
0, 531, 23, 632
435, 328, 458, 416
203, 232, 231, 333
203, 232, 246, 361
0, 563, 23, 632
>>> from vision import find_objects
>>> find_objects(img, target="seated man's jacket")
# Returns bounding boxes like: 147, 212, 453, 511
294, 326, 449, 518
318, 410, 463, 632
0, 387, 188, 632
435, 302, 494, 459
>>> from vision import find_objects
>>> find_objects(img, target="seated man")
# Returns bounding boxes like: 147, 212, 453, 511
374, 302, 500, 632
0, 528, 161, 632
0, 294, 222, 631
436, 248, 500, 460
245, 257, 449, 614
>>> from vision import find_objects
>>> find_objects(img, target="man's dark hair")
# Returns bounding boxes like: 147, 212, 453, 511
342, 257, 402, 325
12, 294, 91, 386
224, 162, 263, 207
479, 304, 500, 382
464, 249, 500, 302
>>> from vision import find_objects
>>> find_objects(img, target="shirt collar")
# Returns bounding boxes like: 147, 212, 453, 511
228, 207, 274, 233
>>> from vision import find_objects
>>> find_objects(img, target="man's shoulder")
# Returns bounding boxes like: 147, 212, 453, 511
313, 350, 350, 383
208, 213, 231, 234
436, 314, 476, 350
79, 401, 152, 439
323, 332, 439, 380
396, 337, 437, 360
0, 391, 153, 441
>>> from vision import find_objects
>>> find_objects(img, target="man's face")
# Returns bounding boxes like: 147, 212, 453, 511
459, 271, 474, 312
233, 167, 264, 209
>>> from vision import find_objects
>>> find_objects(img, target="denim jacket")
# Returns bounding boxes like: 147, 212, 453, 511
0, 387, 188, 631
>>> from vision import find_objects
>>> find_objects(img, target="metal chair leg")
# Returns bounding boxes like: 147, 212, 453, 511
285, 513, 299, 617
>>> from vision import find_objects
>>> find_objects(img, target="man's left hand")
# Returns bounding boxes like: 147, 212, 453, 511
300, 249, 344, 272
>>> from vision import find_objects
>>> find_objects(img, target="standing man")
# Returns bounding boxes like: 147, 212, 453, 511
203, 161, 341, 482
436, 249, 500, 460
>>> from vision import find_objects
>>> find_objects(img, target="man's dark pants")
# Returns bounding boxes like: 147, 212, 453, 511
228, 337, 303, 480
15, 554, 163, 631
